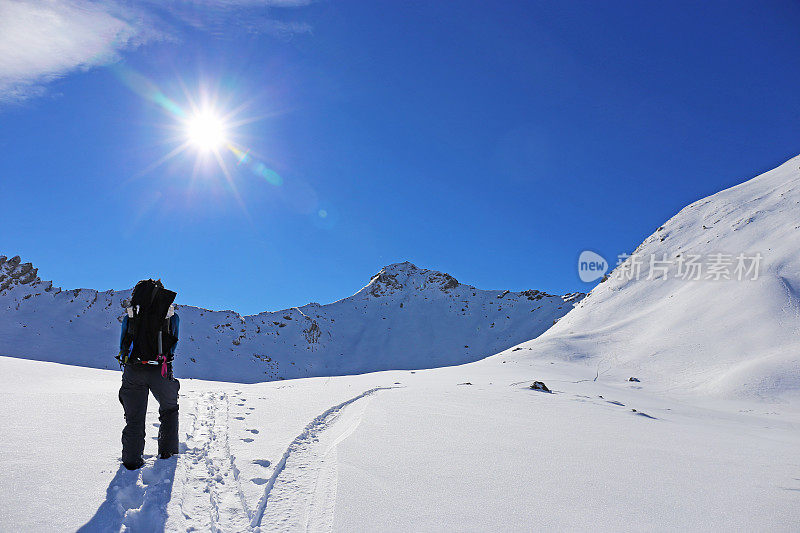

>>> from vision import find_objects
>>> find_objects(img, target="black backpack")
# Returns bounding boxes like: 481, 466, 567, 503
119, 279, 178, 364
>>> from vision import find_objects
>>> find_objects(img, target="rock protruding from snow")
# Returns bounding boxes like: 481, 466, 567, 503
530, 381, 551, 393
0, 255, 51, 294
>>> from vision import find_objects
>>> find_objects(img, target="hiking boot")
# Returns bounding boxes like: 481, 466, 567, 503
123, 459, 144, 470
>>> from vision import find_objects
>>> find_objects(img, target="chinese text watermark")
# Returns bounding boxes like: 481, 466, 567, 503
578, 251, 763, 282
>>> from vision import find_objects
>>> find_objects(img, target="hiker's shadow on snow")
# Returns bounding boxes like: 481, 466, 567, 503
77, 457, 177, 533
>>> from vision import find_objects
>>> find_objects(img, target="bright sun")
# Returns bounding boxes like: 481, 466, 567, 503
186, 111, 227, 152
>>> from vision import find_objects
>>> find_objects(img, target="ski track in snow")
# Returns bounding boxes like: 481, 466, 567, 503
250, 387, 394, 532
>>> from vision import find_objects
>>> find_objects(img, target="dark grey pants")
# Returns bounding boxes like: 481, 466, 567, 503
119, 364, 180, 465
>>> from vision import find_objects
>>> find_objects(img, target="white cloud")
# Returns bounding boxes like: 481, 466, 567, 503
0, 1, 149, 102
0, 0, 313, 103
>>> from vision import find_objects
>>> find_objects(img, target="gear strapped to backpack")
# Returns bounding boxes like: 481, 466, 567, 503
118, 279, 178, 374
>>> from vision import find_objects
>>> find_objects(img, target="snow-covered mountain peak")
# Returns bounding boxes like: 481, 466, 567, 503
363, 262, 586, 305
364, 262, 461, 297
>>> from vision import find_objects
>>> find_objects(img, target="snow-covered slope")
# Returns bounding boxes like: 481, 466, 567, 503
0, 258, 583, 382
503, 154, 800, 401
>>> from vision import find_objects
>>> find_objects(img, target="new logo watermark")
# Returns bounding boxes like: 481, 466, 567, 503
578, 250, 609, 282
577, 250, 763, 283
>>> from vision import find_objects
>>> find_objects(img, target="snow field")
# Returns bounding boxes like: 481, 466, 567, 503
2, 355, 798, 532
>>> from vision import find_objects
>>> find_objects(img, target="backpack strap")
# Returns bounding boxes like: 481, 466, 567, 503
162, 316, 175, 362
117, 309, 138, 366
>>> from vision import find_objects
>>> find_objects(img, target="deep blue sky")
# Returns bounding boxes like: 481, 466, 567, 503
2, 0, 799, 314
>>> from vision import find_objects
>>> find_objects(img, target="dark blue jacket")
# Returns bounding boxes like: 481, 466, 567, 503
120, 313, 180, 356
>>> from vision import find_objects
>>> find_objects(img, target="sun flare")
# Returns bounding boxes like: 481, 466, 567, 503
121, 70, 284, 201
186, 111, 227, 152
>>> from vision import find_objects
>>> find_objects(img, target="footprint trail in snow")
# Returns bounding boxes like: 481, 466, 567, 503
166, 391, 251, 532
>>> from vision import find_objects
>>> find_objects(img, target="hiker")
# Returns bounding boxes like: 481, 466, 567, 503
117, 279, 181, 470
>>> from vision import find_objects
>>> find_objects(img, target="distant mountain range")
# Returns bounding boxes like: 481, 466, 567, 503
0, 257, 583, 382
